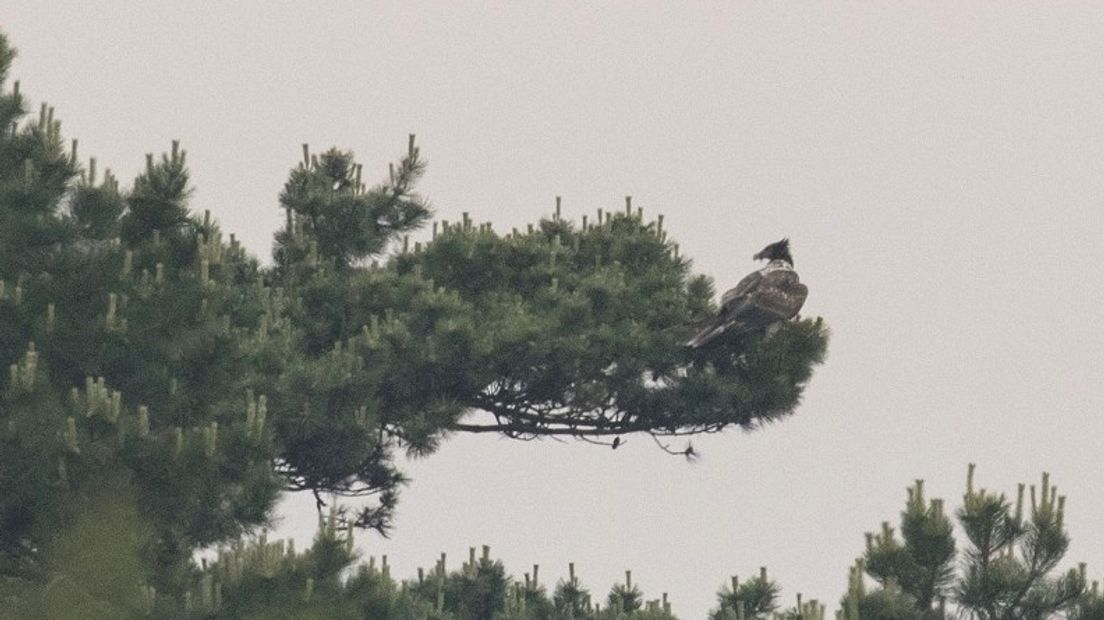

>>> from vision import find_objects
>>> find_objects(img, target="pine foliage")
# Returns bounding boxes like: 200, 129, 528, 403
841, 465, 1104, 620
709, 569, 781, 620
0, 27, 827, 617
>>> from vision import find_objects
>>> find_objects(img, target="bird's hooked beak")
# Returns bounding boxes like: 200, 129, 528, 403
753, 249, 766, 261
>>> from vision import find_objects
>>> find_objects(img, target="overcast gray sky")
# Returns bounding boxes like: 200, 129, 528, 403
5, 3, 1104, 617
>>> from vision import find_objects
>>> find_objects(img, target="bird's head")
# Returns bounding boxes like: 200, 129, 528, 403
753, 238, 794, 265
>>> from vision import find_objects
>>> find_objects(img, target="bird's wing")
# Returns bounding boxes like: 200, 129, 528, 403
719, 270, 763, 311
687, 271, 763, 348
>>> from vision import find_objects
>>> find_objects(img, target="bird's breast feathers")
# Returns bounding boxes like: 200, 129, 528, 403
755, 269, 807, 320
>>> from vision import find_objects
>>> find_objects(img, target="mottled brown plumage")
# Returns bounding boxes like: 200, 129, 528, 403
687, 239, 808, 348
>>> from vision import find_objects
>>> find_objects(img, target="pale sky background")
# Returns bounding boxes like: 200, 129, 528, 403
5, 3, 1104, 618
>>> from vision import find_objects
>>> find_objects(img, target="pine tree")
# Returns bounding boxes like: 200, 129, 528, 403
842, 465, 1100, 620
265, 146, 828, 520
552, 563, 591, 618
0, 27, 827, 615
709, 569, 781, 620
0, 34, 284, 615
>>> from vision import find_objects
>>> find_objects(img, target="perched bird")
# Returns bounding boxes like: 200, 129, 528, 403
686, 239, 808, 348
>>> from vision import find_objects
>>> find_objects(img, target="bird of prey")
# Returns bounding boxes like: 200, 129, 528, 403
686, 239, 808, 348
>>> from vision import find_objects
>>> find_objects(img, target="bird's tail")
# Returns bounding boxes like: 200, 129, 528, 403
686, 324, 727, 348
686, 321, 755, 348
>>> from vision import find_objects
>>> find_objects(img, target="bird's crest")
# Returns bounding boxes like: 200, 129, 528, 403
753, 238, 793, 265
